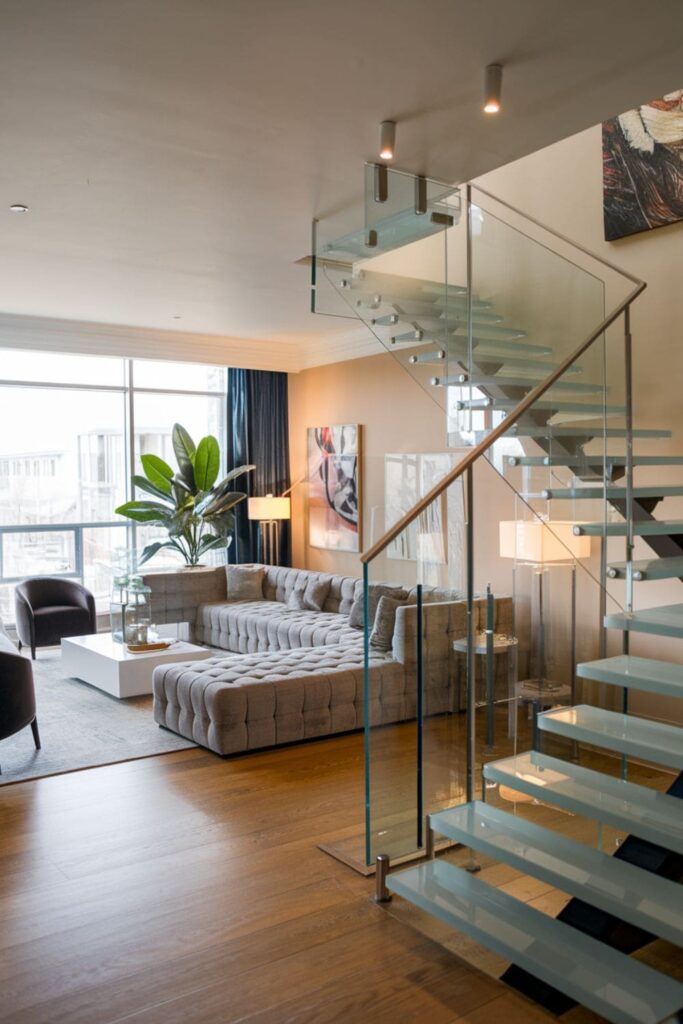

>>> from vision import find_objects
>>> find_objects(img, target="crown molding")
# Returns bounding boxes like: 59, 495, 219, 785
0, 312, 303, 373
0, 311, 388, 375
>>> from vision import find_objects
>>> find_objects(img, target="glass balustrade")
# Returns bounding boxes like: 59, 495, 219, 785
312, 170, 654, 870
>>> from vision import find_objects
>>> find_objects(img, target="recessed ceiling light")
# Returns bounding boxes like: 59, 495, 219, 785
379, 120, 396, 161
171, 315, 182, 320
9, 203, 28, 213
483, 64, 503, 114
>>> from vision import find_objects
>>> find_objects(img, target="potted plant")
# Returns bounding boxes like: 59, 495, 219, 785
115, 423, 253, 567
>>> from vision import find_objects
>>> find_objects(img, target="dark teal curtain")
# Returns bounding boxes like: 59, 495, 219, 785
227, 369, 291, 565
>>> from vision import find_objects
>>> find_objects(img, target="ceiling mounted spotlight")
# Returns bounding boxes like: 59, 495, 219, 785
379, 120, 396, 161
483, 63, 503, 114
9, 203, 28, 213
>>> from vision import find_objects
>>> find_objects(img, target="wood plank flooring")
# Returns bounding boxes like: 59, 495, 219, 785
0, 730, 677, 1023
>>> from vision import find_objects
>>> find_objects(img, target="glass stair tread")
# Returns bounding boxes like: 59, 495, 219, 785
538, 705, 683, 771
417, 332, 548, 355
470, 377, 605, 393
607, 556, 683, 581
575, 521, 683, 537
429, 801, 683, 947
495, 400, 624, 415
605, 604, 683, 639
577, 655, 683, 699
386, 859, 683, 1024
476, 355, 584, 374
505, 427, 671, 440
539, 486, 683, 500
510, 456, 683, 467
483, 751, 683, 855
339, 269, 469, 299
321, 208, 453, 260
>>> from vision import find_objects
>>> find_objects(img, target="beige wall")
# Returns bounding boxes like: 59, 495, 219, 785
289, 352, 444, 578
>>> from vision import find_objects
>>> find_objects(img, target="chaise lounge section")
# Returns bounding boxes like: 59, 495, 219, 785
146, 564, 511, 756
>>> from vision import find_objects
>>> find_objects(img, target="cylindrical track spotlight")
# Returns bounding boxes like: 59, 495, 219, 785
483, 64, 503, 114
379, 120, 396, 160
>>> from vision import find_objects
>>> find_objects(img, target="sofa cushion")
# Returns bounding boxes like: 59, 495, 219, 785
369, 594, 409, 651
152, 639, 404, 755
348, 583, 408, 631
195, 600, 359, 654
226, 564, 265, 602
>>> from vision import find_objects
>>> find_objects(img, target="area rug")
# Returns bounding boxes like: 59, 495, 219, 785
0, 650, 195, 785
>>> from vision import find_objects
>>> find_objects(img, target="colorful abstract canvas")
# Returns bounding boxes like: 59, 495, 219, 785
603, 89, 683, 241
307, 425, 360, 552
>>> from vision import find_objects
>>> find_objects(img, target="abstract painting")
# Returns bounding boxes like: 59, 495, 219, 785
307, 425, 360, 552
603, 89, 683, 241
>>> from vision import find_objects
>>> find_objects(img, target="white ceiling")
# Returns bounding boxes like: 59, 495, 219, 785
0, 0, 682, 370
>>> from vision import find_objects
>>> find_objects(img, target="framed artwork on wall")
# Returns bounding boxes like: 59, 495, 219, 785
385, 452, 455, 563
603, 89, 683, 241
307, 424, 361, 552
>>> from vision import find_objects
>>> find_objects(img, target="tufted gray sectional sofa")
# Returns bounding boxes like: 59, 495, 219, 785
145, 564, 512, 756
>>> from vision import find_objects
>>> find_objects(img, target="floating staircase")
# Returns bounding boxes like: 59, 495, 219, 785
315, 170, 683, 1023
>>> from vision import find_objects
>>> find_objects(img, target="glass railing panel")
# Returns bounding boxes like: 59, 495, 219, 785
363, 449, 467, 864
312, 166, 467, 425
363, 434, 633, 866
448, 188, 639, 452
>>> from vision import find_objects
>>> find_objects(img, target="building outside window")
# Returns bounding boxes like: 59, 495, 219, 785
0, 351, 227, 624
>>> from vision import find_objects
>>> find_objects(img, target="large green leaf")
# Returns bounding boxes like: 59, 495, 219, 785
202, 510, 234, 537
194, 436, 220, 492
141, 454, 174, 494
172, 424, 196, 491
202, 491, 246, 517
115, 500, 174, 524
210, 465, 255, 501
197, 533, 228, 555
138, 539, 187, 565
132, 475, 175, 504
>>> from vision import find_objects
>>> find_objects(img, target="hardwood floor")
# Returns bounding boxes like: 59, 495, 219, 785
0, 731, 676, 1023
0, 733, 562, 1024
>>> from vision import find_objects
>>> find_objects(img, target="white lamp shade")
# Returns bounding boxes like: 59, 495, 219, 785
499, 520, 590, 563
247, 496, 291, 521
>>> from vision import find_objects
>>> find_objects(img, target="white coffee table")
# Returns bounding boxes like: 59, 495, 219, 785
61, 633, 213, 699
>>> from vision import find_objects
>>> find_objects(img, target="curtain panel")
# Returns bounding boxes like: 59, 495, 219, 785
227, 368, 291, 565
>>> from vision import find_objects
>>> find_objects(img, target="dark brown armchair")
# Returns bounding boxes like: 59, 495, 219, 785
0, 624, 40, 774
15, 577, 97, 659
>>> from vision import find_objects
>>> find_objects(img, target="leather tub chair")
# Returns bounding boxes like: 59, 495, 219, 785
15, 577, 97, 659
0, 619, 40, 773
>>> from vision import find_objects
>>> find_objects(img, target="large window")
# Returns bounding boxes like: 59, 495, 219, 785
0, 352, 227, 623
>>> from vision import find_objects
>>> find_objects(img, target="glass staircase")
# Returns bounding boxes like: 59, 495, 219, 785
312, 168, 683, 1024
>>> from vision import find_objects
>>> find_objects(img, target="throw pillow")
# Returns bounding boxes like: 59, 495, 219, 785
369, 594, 408, 651
286, 574, 332, 612
304, 575, 331, 612
348, 583, 408, 631
226, 564, 265, 602
286, 578, 308, 611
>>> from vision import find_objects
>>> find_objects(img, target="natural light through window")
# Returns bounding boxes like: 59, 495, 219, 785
0, 351, 227, 623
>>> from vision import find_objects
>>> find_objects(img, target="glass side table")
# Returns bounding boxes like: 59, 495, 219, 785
452, 632, 518, 741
